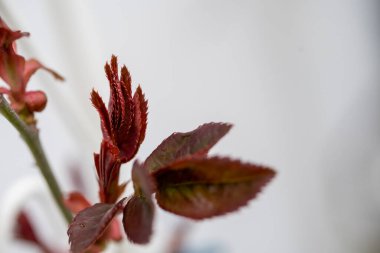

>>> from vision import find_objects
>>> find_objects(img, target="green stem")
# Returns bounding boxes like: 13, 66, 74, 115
0, 94, 72, 223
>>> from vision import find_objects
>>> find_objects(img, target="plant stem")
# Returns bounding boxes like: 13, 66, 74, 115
0, 94, 72, 223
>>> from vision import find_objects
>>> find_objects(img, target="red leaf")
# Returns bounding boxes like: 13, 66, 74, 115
91, 90, 113, 141
120, 65, 132, 97
15, 212, 40, 245
131, 160, 156, 196
94, 153, 100, 177
154, 156, 275, 219
0, 17, 29, 47
0, 18, 63, 119
119, 86, 148, 162
93, 56, 148, 162
65, 192, 92, 214
15, 211, 54, 253
0, 19, 28, 92
123, 195, 154, 244
102, 55, 151, 163
144, 122, 232, 173
23, 59, 64, 85
106, 56, 134, 147
68, 198, 127, 253
0, 47, 25, 93
0, 20, 63, 96
96, 140, 124, 203
133, 86, 148, 151
0, 86, 9, 94
123, 160, 155, 244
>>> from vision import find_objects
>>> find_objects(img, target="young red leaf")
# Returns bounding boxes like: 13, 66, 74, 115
95, 140, 125, 203
15, 212, 39, 243
106, 57, 134, 145
123, 195, 154, 244
153, 156, 275, 219
0, 86, 9, 94
68, 198, 127, 253
0, 18, 63, 124
118, 85, 148, 162
144, 122, 232, 173
0, 46, 25, 93
91, 89, 113, 141
120, 65, 132, 97
94, 56, 147, 163
123, 160, 155, 244
23, 58, 64, 84
131, 160, 156, 196
65, 192, 92, 214
0, 18, 28, 91
0, 17, 29, 46
0, 20, 63, 93
15, 211, 54, 253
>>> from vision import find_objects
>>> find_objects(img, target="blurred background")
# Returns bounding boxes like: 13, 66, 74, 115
0, 0, 379, 252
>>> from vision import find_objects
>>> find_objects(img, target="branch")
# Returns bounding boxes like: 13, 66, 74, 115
0, 94, 72, 223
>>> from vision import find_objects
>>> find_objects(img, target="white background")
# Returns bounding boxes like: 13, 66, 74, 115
0, 1, 379, 252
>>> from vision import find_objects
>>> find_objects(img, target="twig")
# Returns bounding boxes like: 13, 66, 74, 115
0, 94, 72, 223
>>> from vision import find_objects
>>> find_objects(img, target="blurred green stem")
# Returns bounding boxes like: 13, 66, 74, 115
0, 94, 72, 223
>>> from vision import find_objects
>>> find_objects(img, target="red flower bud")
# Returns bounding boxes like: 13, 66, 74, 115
24, 90, 47, 112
